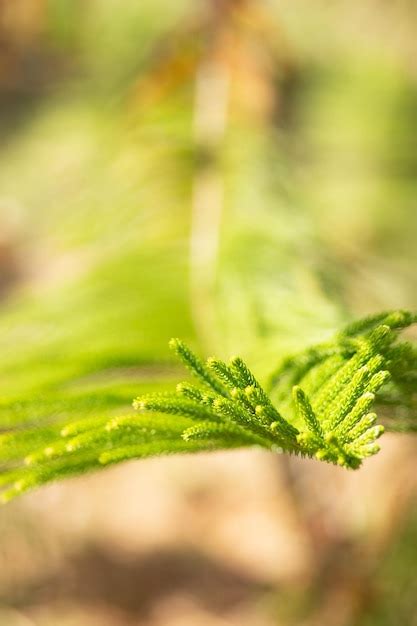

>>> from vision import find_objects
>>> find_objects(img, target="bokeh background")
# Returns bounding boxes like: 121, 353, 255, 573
0, 1, 416, 624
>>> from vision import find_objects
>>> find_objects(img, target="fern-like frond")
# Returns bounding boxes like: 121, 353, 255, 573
0, 310, 416, 501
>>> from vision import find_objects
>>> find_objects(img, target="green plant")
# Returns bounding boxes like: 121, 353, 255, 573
0, 309, 416, 502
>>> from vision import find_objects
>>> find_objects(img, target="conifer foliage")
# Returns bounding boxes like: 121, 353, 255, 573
0, 310, 416, 502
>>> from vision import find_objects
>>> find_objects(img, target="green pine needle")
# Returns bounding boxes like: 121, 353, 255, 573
1, 310, 416, 501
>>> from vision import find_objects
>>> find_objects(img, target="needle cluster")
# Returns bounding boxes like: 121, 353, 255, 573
0, 310, 416, 502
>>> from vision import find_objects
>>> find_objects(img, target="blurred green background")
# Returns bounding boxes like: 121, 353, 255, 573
0, 1, 416, 625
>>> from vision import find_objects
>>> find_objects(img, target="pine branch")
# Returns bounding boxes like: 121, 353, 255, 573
0, 310, 416, 502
